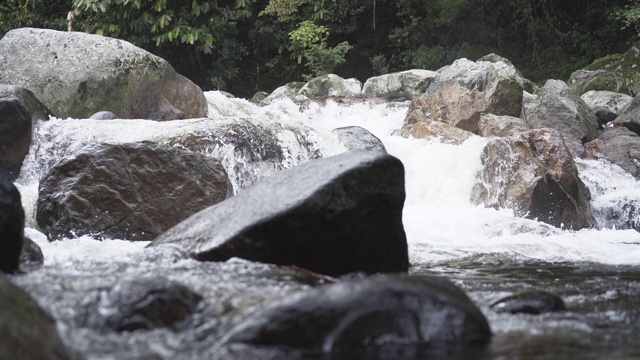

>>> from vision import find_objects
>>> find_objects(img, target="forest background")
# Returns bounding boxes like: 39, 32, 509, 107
2, 0, 640, 98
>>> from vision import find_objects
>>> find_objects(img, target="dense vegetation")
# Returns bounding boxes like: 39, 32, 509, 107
1, 0, 639, 97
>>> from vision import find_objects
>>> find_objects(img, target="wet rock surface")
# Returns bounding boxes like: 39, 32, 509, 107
37, 141, 233, 241
332, 126, 386, 152
362, 69, 436, 100
490, 291, 566, 315
0, 176, 24, 273
80, 276, 202, 332
586, 126, 640, 179
0, 272, 76, 360
0, 84, 51, 181
150, 151, 408, 276
222, 275, 491, 355
0, 28, 206, 120
472, 128, 595, 230
299, 74, 362, 98
20, 236, 44, 271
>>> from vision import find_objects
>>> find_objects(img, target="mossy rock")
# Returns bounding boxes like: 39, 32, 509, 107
568, 42, 640, 96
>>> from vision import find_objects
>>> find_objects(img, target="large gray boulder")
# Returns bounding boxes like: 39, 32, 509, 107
149, 151, 408, 276
262, 82, 305, 103
299, 74, 362, 98
0, 272, 76, 360
0, 84, 51, 181
222, 275, 491, 355
401, 57, 527, 136
569, 43, 640, 96
332, 126, 386, 152
580, 90, 633, 115
0, 28, 206, 120
586, 126, 640, 179
362, 69, 436, 99
472, 128, 595, 230
37, 142, 233, 241
522, 80, 600, 143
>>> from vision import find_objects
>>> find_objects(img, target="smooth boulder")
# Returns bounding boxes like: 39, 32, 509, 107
0, 28, 206, 120
522, 80, 600, 143
401, 56, 526, 135
299, 74, 362, 98
222, 275, 491, 355
332, 126, 386, 152
0, 84, 51, 181
0, 176, 24, 273
471, 128, 595, 230
362, 69, 436, 99
37, 142, 233, 241
149, 151, 408, 276
0, 272, 75, 360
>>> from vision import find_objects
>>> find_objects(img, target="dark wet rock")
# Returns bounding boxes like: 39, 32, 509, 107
585, 126, 640, 179
490, 291, 566, 315
82, 277, 202, 333
401, 57, 526, 135
0, 272, 76, 359
0, 84, 51, 181
522, 80, 599, 143
569, 44, 640, 96
37, 141, 233, 241
20, 236, 44, 270
362, 69, 436, 100
150, 151, 408, 276
592, 106, 617, 127
299, 74, 362, 98
0, 177, 24, 273
332, 126, 386, 152
472, 128, 595, 230
0, 28, 206, 120
89, 111, 117, 120
222, 275, 491, 355
478, 113, 530, 138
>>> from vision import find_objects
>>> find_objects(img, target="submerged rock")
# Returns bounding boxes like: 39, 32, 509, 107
332, 126, 386, 152
37, 141, 233, 241
490, 291, 566, 315
0, 272, 76, 359
0, 176, 24, 273
0, 28, 206, 120
522, 80, 600, 143
82, 277, 202, 333
401, 56, 526, 135
0, 84, 51, 181
150, 151, 408, 276
222, 275, 491, 355
472, 128, 595, 230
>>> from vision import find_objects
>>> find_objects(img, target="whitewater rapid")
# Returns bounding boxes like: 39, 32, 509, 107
16, 91, 640, 268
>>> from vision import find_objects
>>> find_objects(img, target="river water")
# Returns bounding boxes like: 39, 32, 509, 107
10, 92, 640, 359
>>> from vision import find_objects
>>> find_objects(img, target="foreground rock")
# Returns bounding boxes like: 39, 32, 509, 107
0, 85, 51, 181
150, 151, 408, 276
472, 129, 595, 230
0, 28, 206, 120
569, 43, 640, 96
522, 80, 599, 143
37, 142, 233, 241
0, 273, 75, 359
586, 126, 640, 179
490, 291, 566, 315
401, 56, 527, 135
222, 275, 491, 355
0, 177, 24, 273
81, 277, 202, 333
332, 126, 386, 152
362, 69, 436, 99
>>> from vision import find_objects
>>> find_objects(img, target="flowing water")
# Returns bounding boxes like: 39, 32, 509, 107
10, 92, 640, 359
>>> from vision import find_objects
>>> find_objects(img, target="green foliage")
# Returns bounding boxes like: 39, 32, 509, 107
287, 20, 351, 77
614, 1, 640, 37
0, 0, 68, 38
370, 54, 389, 75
